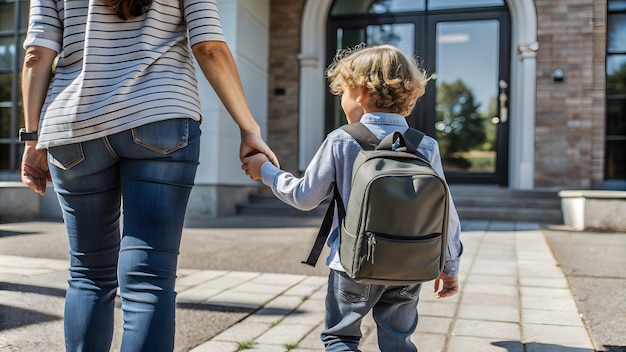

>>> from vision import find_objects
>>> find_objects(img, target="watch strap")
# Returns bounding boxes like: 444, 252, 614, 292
19, 128, 38, 142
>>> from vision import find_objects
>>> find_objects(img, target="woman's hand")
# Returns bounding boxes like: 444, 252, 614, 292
21, 143, 51, 195
240, 132, 279, 168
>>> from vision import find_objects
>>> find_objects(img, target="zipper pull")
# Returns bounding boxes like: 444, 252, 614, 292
367, 233, 376, 264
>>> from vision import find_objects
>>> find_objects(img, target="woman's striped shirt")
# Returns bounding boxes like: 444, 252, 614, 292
24, 0, 225, 149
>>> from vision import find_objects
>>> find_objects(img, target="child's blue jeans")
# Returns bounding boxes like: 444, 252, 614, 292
48, 118, 200, 352
322, 269, 422, 352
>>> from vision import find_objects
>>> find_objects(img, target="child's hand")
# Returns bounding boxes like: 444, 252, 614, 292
433, 272, 458, 299
242, 153, 270, 181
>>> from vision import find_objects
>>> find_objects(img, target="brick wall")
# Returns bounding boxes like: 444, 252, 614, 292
267, 0, 306, 174
534, 0, 606, 188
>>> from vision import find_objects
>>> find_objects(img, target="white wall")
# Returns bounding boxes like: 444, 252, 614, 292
194, 0, 270, 186
185, 0, 269, 219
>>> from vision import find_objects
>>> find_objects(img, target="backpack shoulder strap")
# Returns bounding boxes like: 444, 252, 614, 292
404, 128, 429, 161
404, 128, 425, 148
301, 184, 346, 267
341, 122, 380, 150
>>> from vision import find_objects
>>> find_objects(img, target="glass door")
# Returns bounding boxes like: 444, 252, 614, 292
427, 13, 511, 185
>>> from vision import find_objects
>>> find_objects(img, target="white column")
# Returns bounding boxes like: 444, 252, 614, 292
507, 0, 538, 190
512, 47, 538, 189
298, 0, 333, 170
297, 55, 327, 170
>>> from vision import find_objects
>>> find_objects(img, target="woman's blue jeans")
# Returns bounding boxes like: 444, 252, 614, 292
322, 270, 422, 352
48, 118, 200, 352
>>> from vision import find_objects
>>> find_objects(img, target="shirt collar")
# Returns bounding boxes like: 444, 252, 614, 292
360, 112, 408, 127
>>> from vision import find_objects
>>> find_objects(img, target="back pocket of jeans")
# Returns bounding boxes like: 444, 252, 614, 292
49, 143, 85, 170
338, 271, 371, 303
131, 119, 189, 154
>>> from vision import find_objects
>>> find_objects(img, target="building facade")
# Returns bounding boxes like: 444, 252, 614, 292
267, 0, 624, 191
1, 0, 624, 218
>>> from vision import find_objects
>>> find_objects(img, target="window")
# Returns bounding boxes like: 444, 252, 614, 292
606, 0, 626, 183
0, 0, 28, 176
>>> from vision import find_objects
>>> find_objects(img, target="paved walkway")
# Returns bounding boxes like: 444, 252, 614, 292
0, 220, 596, 351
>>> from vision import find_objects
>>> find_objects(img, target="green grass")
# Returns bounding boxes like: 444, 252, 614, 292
467, 156, 495, 172
285, 342, 299, 350
235, 340, 255, 351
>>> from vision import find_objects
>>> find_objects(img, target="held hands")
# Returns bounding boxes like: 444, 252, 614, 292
241, 153, 269, 181
240, 132, 279, 168
433, 272, 459, 299
239, 131, 278, 181
21, 143, 51, 195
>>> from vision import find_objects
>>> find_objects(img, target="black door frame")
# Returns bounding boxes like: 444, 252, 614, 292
425, 9, 511, 185
326, 5, 511, 186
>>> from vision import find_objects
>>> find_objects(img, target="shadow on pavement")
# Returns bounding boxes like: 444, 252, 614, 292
1, 282, 298, 327
183, 215, 322, 229
600, 346, 626, 352
492, 341, 599, 352
176, 301, 258, 314
0, 282, 65, 331
0, 282, 66, 297
176, 302, 307, 317
0, 229, 40, 238
0, 304, 61, 331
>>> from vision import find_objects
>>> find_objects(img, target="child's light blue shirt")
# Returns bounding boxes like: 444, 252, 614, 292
260, 112, 462, 276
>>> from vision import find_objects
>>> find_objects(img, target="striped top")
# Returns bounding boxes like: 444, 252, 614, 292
24, 0, 225, 149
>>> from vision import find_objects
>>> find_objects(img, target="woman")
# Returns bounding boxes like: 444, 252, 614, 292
20, 1, 277, 351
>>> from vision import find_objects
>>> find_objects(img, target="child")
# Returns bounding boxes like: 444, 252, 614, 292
243, 44, 462, 352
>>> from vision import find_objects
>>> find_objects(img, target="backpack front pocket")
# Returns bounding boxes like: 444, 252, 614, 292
355, 232, 443, 284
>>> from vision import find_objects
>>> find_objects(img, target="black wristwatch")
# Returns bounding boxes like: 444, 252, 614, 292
19, 128, 38, 142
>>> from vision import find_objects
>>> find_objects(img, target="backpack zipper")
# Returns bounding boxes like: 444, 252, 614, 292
367, 232, 441, 241
366, 232, 377, 264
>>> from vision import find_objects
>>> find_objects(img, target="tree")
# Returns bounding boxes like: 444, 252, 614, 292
367, 24, 401, 47
435, 79, 487, 169
608, 59, 626, 95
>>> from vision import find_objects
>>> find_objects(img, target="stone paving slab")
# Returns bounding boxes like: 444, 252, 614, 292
0, 220, 598, 351
188, 223, 594, 351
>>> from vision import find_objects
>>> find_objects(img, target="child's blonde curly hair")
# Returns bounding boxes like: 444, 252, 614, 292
326, 44, 430, 117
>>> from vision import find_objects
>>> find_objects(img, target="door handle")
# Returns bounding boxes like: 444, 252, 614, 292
499, 80, 508, 123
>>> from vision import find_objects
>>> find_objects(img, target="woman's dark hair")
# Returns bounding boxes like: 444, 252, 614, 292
102, 0, 152, 20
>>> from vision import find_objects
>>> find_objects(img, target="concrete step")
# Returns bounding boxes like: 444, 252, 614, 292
237, 201, 327, 217
454, 197, 560, 208
237, 186, 564, 224
0, 182, 62, 221
236, 191, 329, 217
456, 206, 562, 223
448, 186, 563, 223
449, 185, 561, 199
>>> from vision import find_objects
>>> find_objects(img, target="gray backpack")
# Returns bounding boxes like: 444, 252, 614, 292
302, 122, 450, 285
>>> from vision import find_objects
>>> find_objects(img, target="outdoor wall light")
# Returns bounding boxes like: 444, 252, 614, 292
553, 69, 565, 82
